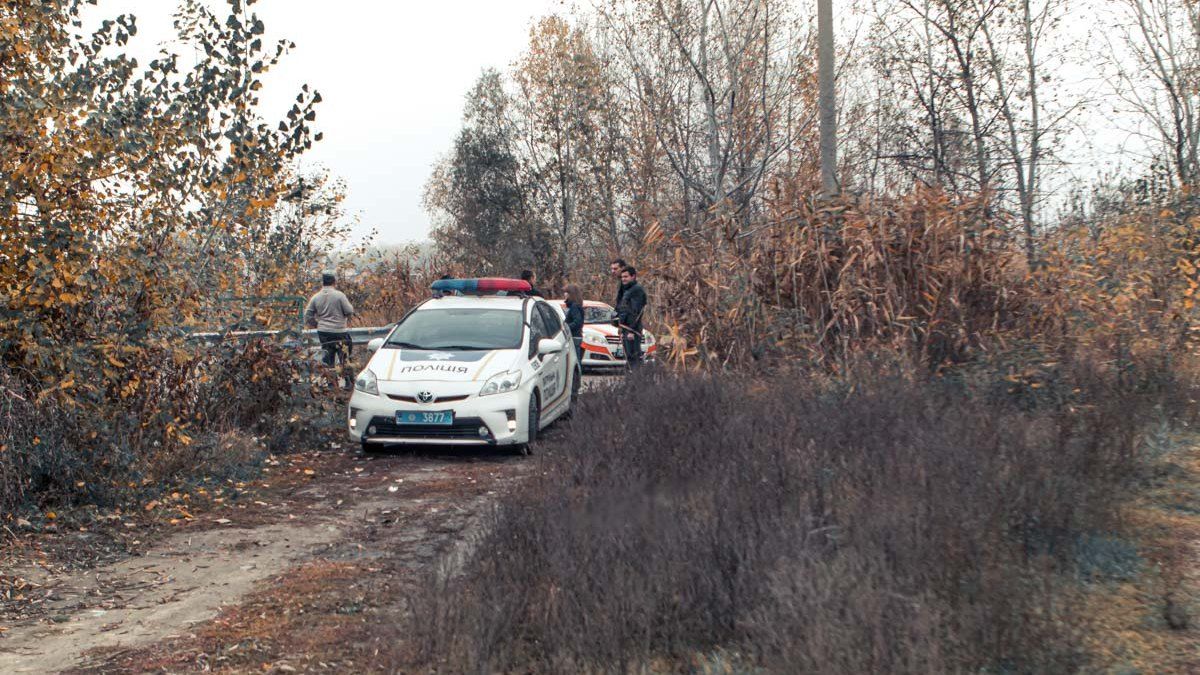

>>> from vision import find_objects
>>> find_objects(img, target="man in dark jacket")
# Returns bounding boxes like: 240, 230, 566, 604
520, 269, 544, 297
615, 266, 647, 367
610, 258, 627, 307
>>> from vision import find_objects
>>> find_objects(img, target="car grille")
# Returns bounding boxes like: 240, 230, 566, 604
366, 416, 493, 441
605, 335, 622, 345
386, 394, 470, 404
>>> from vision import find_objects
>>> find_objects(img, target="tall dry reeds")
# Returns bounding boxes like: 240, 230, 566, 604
637, 188, 1027, 369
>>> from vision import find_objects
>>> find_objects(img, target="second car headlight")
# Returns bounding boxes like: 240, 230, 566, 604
480, 371, 522, 396
584, 333, 607, 346
355, 369, 379, 396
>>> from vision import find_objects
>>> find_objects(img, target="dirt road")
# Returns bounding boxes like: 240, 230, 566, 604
0, 376, 610, 674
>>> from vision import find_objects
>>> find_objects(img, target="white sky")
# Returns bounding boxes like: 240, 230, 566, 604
86, 1, 1151, 246
90, 0, 569, 246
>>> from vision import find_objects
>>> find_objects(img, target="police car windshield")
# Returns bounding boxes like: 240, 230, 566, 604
386, 308, 524, 351
584, 306, 616, 324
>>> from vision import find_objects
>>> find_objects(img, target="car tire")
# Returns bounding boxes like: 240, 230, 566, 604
518, 391, 540, 456
563, 368, 582, 418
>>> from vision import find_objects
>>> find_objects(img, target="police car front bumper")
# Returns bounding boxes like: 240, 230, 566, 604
348, 383, 528, 447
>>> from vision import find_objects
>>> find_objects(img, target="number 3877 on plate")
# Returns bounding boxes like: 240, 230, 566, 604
396, 410, 454, 426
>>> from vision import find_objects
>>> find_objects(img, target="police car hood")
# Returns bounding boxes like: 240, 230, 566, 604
368, 347, 520, 383
584, 323, 619, 338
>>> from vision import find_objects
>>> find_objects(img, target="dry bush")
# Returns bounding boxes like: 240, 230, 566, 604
0, 341, 332, 514
395, 355, 1194, 673
338, 253, 449, 327
634, 188, 1028, 369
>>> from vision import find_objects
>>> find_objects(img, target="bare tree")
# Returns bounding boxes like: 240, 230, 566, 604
1107, 0, 1200, 186
979, 0, 1071, 261
594, 0, 815, 233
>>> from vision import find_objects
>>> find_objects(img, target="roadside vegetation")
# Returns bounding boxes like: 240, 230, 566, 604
4, 0, 1200, 671
399, 358, 1193, 672
0, 0, 342, 515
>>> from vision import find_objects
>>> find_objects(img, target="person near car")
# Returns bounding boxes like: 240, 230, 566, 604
304, 272, 355, 369
564, 283, 585, 362
610, 258, 628, 307
520, 269, 545, 297
616, 266, 647, 368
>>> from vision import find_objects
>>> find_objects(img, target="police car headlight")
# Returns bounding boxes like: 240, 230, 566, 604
480, 371, 522, 396
355, 369, 379, 396
584, 333, 606, 346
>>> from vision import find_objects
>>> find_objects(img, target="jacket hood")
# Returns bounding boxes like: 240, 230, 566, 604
366, 347, 520, 383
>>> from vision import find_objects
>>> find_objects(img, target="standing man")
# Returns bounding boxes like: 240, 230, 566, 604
615, 266, 647, 368
520, 269, 545, 297
305, 272, 355, 377
610, 258, 627, 307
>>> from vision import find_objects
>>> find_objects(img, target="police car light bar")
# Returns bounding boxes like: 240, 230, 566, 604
430, 278, 532, 295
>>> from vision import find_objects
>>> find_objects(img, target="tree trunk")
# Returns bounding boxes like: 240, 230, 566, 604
818, 0, 838, 197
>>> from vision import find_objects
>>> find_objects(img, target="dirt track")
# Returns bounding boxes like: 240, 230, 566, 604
0, 373, 626, 672
0, 405, 578, 672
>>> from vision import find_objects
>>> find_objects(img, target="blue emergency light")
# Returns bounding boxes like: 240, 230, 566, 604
430, 278, 532, 295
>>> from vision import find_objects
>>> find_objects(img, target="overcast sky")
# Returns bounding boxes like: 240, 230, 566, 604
88, 0, 568, 246
85, 1, 1149, 247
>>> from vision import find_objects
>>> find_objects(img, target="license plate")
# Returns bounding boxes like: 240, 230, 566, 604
396, 410, 454, 426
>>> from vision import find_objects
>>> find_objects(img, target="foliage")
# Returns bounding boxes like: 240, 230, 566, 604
0, 0, 335, 512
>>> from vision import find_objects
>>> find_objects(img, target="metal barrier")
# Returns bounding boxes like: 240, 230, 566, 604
186, 326, 392, 347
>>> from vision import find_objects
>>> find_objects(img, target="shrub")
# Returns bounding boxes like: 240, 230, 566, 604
0, 340, 331, 515
396, 357, 1194, 673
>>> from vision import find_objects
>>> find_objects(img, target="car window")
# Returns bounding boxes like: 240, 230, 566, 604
386, 308, 523, 350
583, 306, 616, 324
537, 303, 563, 335
528, 306, 550, 357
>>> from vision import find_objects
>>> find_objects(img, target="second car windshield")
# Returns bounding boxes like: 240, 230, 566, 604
584, 306, 616, 324
386, 308, 524, 350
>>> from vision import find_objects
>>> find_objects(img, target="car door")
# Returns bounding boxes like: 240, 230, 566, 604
533, 302, 570, 412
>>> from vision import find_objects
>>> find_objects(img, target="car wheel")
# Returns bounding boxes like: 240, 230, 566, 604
519, 391, 540, 455
563, 369, 582, 417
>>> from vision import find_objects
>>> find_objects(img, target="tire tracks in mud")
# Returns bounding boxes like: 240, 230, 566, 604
0, 450, 533, 674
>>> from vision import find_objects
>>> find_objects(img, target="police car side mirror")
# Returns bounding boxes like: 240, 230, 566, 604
367, 338, 384, 353
537, 338, 563, 356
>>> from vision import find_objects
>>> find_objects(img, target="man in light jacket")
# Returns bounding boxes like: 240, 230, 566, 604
305, 272, 355, 368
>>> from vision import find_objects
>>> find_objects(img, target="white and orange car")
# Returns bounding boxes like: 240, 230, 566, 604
558, 300, 657, 369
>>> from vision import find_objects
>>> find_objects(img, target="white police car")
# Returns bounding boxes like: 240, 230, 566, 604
348, 279, 581, 451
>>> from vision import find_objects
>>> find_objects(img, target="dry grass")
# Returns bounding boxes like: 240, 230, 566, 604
1078, 430, 1200, 673
392, 354, 1194, 673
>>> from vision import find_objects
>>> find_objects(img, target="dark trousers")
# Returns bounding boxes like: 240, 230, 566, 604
622, 331, 643, 367
318, 331, 353, 367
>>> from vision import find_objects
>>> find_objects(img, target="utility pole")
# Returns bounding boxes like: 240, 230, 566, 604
818, 0, 838, 197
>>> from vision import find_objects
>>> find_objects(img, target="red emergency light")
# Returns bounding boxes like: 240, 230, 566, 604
430, 278, 533, 295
